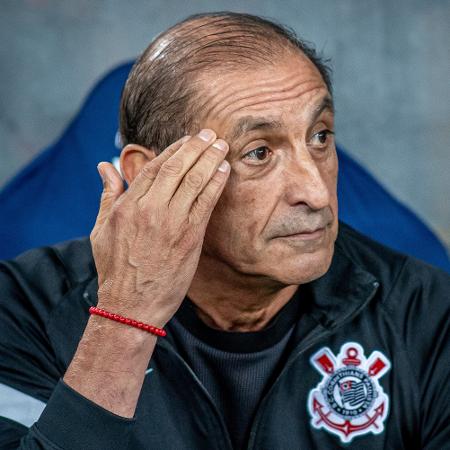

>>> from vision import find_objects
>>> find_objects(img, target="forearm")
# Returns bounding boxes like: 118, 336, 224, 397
63, 314, 158, 418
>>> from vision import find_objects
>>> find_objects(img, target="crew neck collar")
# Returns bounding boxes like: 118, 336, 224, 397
172, 288, 303, 353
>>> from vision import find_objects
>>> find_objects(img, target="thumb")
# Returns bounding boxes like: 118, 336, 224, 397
95, 162, 124, 227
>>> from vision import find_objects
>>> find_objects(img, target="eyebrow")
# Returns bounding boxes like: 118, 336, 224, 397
228, 95, 334, 143
310, 95, 334, 124
228, 116, 283, 142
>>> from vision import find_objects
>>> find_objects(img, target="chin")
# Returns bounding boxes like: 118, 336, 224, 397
264, 221, 338, 284
267, 245, 335, 285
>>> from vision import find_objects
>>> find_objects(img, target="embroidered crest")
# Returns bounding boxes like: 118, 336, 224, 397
308, 342, 390, 443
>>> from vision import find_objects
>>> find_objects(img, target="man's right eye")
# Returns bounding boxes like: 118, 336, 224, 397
243, 146, 271, 163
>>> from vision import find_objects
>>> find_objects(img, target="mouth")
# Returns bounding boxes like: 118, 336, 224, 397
277, 227, 326, 241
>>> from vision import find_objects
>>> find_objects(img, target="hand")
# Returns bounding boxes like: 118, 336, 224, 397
91, 130, 230, 328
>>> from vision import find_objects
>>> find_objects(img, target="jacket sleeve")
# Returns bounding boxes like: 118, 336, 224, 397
0, 247, 134, 449
390, 258, 450, 449
0, 380, 135, 449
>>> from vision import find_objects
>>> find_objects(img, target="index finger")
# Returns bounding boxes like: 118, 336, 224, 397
124, 135, 191, 200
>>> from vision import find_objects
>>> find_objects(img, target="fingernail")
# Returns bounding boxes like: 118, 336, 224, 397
212, 139, 228, 152
217, 160, 230, 173
198, 129, 215, 141
97, 163, 106, 185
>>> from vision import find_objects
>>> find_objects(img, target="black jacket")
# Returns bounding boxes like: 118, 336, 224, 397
0, 222, 449, 449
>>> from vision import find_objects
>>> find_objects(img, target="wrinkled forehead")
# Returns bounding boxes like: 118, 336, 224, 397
195, 54, 332, 138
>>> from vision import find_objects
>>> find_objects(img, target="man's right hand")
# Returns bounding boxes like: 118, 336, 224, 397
63, 130, 229, 418
92, 129, 230, 328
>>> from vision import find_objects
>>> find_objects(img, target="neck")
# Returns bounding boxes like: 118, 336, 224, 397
187, 254, 299, 332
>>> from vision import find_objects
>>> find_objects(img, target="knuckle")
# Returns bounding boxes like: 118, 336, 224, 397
202, 149, 219, 165
196, 193, 214, 212
209, 173, 224, 187
161, 158, 184, 177
185, 139, 205, 154
141, 206, 166, 228
205, 175, 223, 195
100, 188, 115, 201
184, 171, 204, 190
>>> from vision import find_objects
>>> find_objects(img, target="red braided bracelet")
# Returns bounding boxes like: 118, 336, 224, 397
89, 306, 167, 337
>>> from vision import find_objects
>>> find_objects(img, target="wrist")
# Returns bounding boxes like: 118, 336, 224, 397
87, 314, 158, 348
89, 306, 166, 337
96, 296, 174, 330
64, 314, 158, 418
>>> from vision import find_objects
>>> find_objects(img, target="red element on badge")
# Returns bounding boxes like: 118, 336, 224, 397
315, 354, 335, 374
312, 397, 385, 437
368, 357, 386, 376
343, 347, 361, 366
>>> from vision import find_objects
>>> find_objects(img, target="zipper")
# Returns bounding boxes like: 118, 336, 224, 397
246, 280, 379, 449
157, 339, 235, 450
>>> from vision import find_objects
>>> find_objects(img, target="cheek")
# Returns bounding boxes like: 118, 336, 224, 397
319, 150, 338, 206
328, 152, 339, 211
321, 152, 339, 241
204, 180, 270, 257
322, 148, 338, 183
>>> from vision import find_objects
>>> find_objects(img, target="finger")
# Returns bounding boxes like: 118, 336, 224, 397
169, 138, 229, 217
144, 129, 218, 205
189, 160, 230, 225
94, 162, 125, 228
126, 135, 191, 200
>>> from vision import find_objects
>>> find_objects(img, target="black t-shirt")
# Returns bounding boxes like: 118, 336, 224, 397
166, 288, 303, 449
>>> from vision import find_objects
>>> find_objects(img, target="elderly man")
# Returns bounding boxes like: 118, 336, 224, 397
0, 11, 449, 450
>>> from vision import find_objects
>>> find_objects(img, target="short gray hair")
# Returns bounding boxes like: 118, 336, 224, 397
119, 11, 333, 153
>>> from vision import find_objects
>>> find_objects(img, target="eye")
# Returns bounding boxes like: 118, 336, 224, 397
243, 146, 271, 163
311, 129, 335, 147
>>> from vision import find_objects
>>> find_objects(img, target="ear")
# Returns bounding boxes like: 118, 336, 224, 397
120, 144, 157, 185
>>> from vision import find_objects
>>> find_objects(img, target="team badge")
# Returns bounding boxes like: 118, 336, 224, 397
307, 342, 390, 443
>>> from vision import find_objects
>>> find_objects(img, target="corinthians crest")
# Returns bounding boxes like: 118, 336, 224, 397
308, 342, 390, 443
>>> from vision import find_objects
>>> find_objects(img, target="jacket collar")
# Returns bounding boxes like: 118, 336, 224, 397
301, 227, 379, 331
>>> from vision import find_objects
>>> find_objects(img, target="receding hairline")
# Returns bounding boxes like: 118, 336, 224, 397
145, 12, 320, 69
119, 11, 333, 152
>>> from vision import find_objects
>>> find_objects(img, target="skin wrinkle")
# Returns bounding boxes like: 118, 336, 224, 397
212, 85, 329, 148
198, 69, 317, 120
197, 69, 304, 105
225, 84, 327, 119
228, 97, 333, 145
208, 86, 327, 131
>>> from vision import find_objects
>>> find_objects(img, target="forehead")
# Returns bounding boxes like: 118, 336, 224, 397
197, 53, 331, 137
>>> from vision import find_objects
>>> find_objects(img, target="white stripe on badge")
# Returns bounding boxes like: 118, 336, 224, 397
0, 383, 46, 427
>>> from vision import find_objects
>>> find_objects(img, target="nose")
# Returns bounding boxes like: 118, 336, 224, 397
282, 148, 331, 210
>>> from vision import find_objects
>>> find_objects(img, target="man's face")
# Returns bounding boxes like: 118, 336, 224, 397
198, 52, 339, 285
